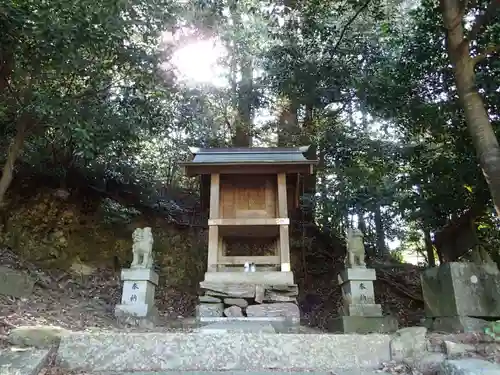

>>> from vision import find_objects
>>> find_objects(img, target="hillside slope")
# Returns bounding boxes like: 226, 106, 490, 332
0, 179, 424, 333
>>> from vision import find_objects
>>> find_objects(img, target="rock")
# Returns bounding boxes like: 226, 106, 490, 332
265, 291, 297, 303
439, 358, 500, 375
196, 303, 224, 318
0, 348, 52, 375
246, 302, 300, 322
8, 325, 71, 348
404, 352, 447, 374
199, 295, 221, 303
224, 305, 243, 317
476, 343, 500, 357
0, 266, 35, 298
443, 341, 476, 357
255, 284, 265, 303
224, 298, 248, 308
390, 326, 428, 361
200, 282, 255, 298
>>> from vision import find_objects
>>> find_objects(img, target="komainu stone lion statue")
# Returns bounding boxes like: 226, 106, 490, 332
345, 228, 366, 268
131, 227, 154, 269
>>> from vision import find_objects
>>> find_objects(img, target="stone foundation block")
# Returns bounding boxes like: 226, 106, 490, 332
329, 315, 398, 334
421, 262, 500, 317
339, 303, 383, 317
430, 316, 489, 333
338, 268, 376, 284
203, 271, 294, 285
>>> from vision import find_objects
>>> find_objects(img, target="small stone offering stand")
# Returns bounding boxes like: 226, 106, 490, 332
115, 227, 159, 325
330, 228, 398, 333
180, 146, 317, 322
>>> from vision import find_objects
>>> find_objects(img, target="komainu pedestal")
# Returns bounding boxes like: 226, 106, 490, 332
115, 268, 159, 317
331, 268, 397, 333
115, 227, 159, 327
329, 228, 398, 333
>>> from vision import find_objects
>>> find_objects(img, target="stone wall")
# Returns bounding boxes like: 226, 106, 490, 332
0, 188, 206, 287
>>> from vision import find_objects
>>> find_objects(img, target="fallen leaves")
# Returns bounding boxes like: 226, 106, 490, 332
0, 247, 197, 335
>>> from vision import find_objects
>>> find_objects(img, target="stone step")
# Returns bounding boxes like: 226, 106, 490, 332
95, 370, 382, 375
198, 320, 277, 333
56, 332, 390, 372
0, 348, 53, 375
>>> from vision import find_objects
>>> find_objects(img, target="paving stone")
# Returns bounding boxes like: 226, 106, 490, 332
99, 371, 382, 375
57, 331, 391, 371
0, 348, 52, 375
439, 358, 500, 375
199, 316, 286, 323
198, 321, 276, 334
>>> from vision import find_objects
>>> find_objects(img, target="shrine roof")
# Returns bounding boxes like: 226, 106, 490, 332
180, 146, 318, 176
185, 146, 313, 164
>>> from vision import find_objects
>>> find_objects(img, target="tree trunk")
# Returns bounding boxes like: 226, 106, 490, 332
302, 104, 317, 223
358, 211, 374, 259
234, 53, 253, 147
441, 0, 500, 216
423, 229, 436, 267
0, 118, 28, 207
230, 2, 253, 148
374, 204, 388, 257
277, 96, 299, 146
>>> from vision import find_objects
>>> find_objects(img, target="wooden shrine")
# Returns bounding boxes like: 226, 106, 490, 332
181, 146, 317, 320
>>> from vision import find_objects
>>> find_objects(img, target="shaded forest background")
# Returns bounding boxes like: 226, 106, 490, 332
0, 0, 499, 326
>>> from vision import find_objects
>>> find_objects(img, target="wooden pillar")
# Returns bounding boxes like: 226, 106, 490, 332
207, 173, 220, 272
277, 173, 291, 272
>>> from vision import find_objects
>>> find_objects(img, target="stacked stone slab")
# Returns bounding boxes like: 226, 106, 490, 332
330, 268, 397, 333
329, 228, 397, 333
115, 268, 159, 319
114, 227, 159, 326
197, 281, 300, 323
421, 262, 500, 332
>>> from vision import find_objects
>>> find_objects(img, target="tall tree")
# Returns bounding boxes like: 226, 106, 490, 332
0, 0, 177, 206
440, 0, 500, 214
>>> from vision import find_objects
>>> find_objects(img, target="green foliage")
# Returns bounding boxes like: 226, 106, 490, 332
484, 320, 500, 342
99, 199, 141, 225
1, 0, 500, 266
